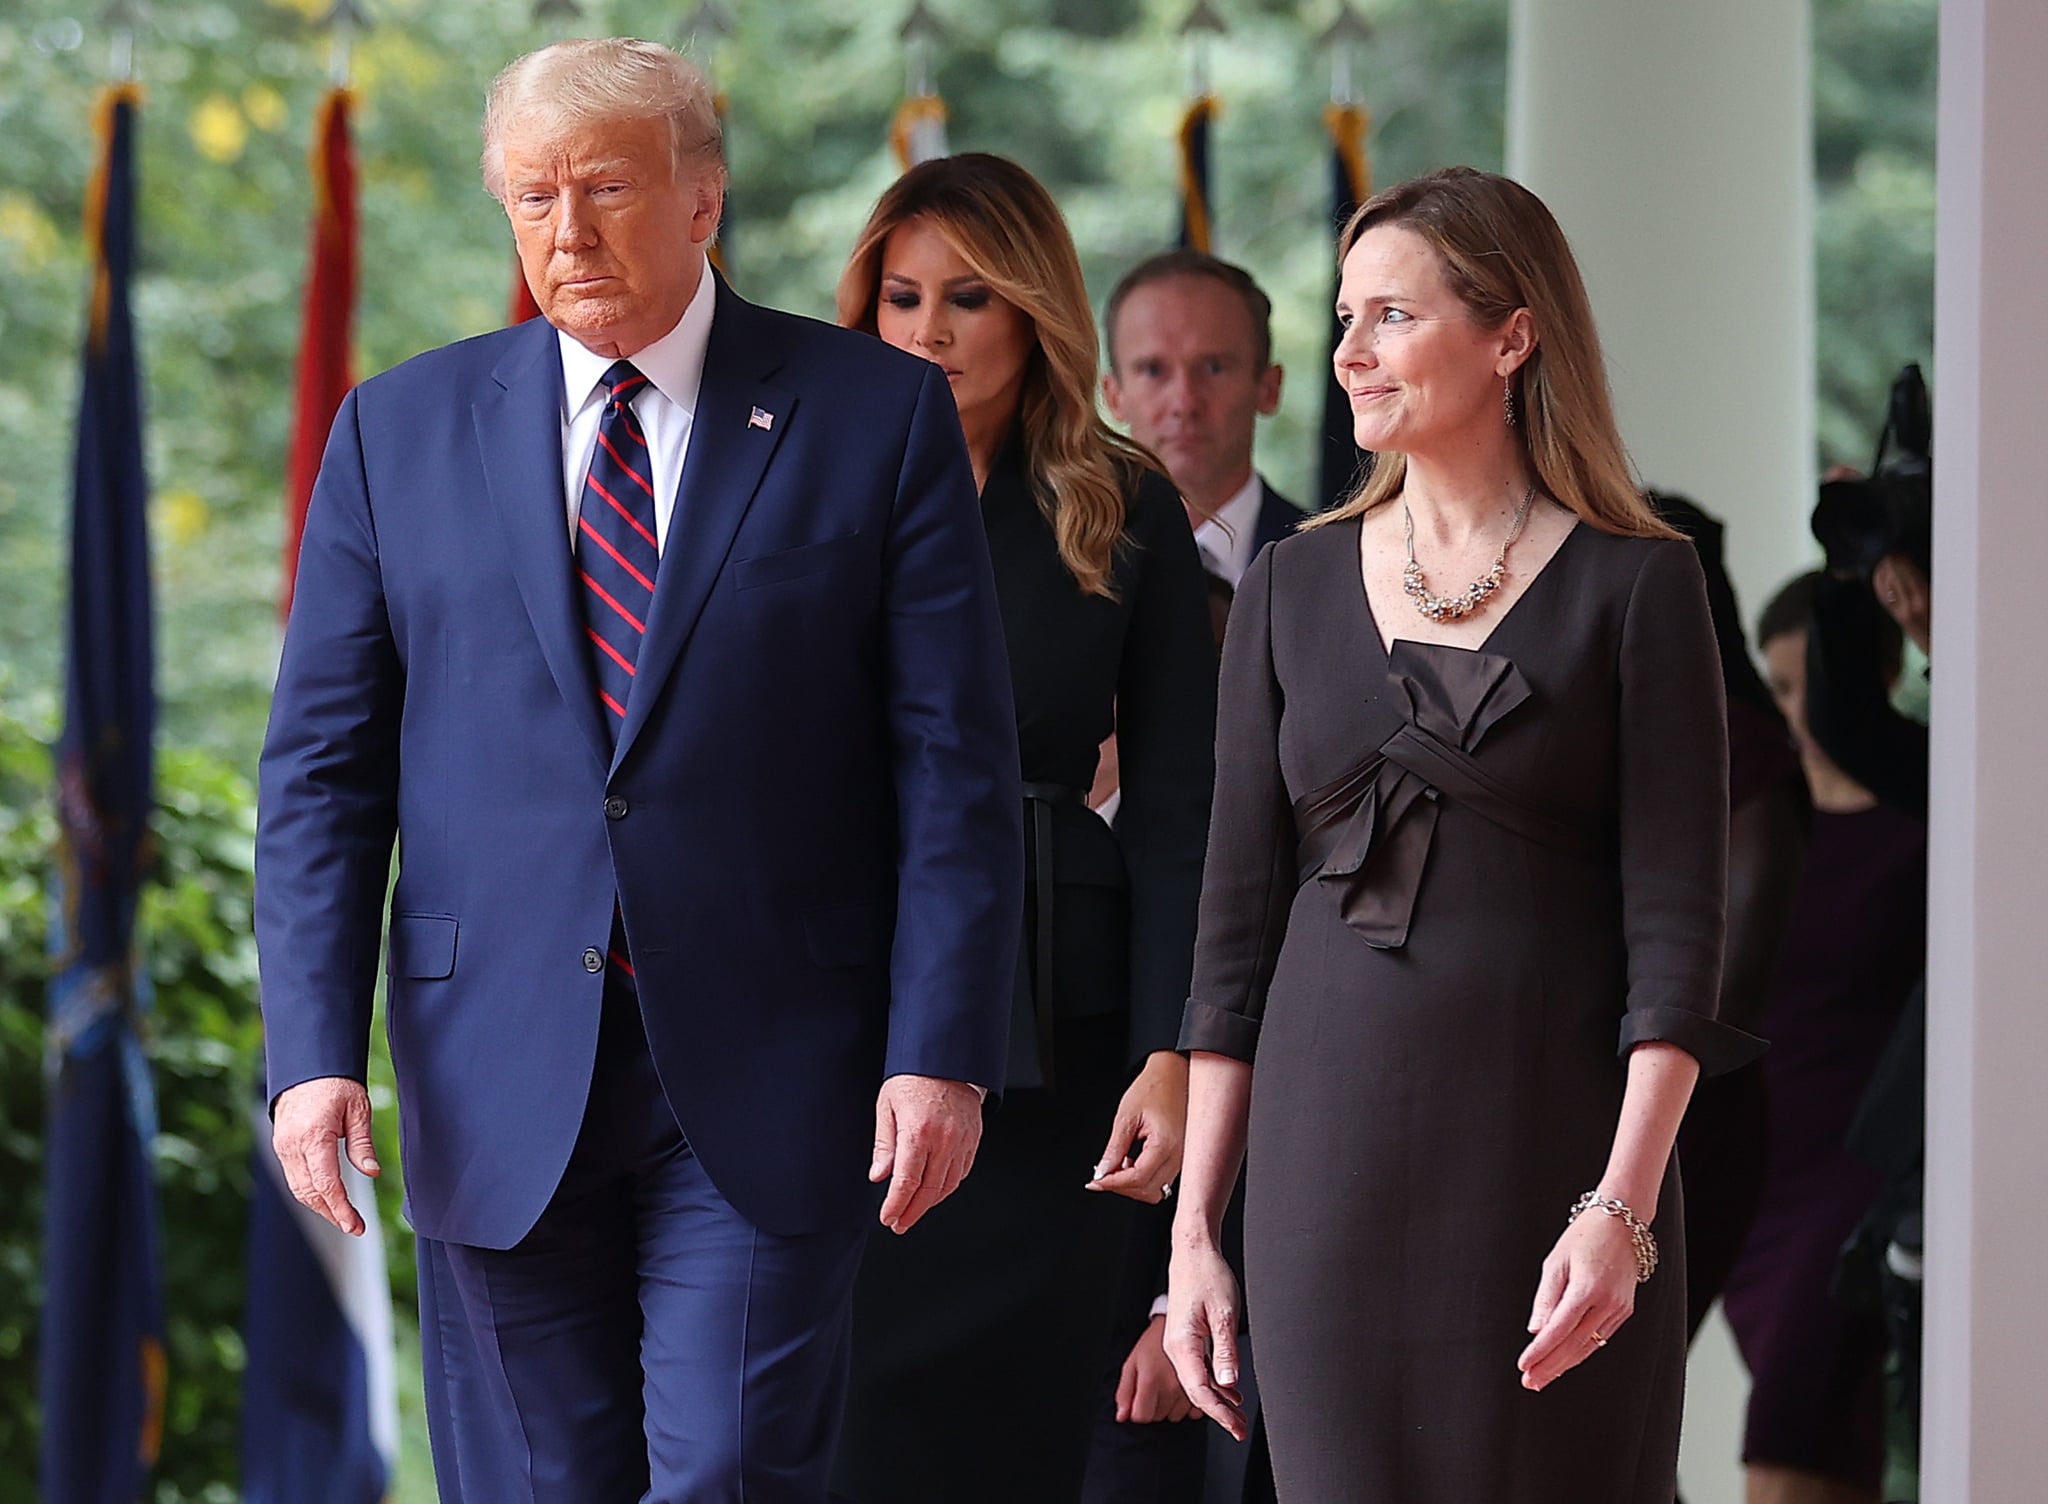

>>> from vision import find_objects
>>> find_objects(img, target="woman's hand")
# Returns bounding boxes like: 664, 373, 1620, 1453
1115, 1314, 1198, 1423
1164, 1240, 1248, 1439
1087, 1050, 1188, 1202
1516, 1205, 1642, 1391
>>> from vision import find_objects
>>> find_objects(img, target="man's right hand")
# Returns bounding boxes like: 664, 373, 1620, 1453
271, 1076, 381, 1237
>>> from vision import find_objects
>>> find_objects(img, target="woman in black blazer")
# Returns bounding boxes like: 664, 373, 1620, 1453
831, 153, 1219, 1502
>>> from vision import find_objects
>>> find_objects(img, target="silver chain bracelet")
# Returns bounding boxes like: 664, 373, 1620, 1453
1568, 1191, 1659, 1283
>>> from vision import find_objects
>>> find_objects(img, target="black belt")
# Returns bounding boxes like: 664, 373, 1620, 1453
1014, 780, 1084, 1091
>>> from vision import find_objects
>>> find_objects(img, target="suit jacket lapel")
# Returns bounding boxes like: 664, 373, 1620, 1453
474, 320, 612, 772
613, 279, 795, 773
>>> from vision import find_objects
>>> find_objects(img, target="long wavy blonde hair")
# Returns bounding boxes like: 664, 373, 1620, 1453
838, 153, 1163, 597
1309, 166, 1675, 540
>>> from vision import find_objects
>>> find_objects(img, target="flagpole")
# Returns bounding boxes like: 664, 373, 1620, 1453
41, 10, 166, 1496
1318, 7, 1374, 513
891, 2, 949, 171
103, 0, 145, 80
1175, 3, 1225, 253
680, 4, 737, 279
245, 11, 396, 1492
506, 0, 582, 321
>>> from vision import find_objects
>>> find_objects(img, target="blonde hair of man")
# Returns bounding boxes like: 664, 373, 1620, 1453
480, 37, 725, 203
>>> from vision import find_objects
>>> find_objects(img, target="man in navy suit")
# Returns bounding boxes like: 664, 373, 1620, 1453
256, 38, 1021, 1501
1102, 250, 1303, 594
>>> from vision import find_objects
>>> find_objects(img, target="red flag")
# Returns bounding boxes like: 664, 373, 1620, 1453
282, 87, 358, 618
507, 251, 542, 325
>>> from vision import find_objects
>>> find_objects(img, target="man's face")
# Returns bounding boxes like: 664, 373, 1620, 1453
499, 113, 721, 357
1104, 275, 1281, 506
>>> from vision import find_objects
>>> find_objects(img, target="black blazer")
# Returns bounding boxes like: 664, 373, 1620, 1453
978, 436, 1218, 1075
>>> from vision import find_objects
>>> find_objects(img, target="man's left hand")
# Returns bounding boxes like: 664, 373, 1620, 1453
870, 1074, 985, 1233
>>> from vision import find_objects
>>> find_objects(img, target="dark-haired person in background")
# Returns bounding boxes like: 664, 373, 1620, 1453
1807, 400, 1937, 1485
1103, 250, 1304, 588
1721, 572, 1927, 1504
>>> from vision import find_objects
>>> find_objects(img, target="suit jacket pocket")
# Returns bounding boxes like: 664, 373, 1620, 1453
389, 913, 459, 979
802, 900, 894, 969
732, 531, 861, 591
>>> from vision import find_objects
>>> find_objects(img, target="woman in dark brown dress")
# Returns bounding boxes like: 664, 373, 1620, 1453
1163, 167, 1764, 1502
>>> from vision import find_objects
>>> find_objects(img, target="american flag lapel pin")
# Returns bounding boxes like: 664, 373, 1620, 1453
748, 406, 775, 432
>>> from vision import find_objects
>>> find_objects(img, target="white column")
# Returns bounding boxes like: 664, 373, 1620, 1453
1924, 2, 2048, 1499
1506, 0, 1814, 618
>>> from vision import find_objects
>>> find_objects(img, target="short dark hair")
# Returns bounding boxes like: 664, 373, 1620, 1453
1103, 250, 1274, 372
1758, 571, 1826, 648
1759, 569, 1905, 679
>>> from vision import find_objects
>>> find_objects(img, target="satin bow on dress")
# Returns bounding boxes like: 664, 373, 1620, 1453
1293, 640, 1599, 949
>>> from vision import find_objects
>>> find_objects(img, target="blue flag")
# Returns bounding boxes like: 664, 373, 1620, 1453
242, 1106, 398, 1504
40, 82, 167, 1504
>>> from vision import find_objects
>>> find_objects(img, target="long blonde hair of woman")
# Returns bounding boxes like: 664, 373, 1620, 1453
838, 152, 1165, 597
1309, 165, 1676, 540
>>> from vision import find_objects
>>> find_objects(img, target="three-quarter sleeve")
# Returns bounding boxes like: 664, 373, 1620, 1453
1178, 543, 1295, 1063
1614, 539, 1766, 1076
1113, 473, 1221, 1061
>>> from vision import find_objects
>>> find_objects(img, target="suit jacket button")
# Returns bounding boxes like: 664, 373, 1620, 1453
604, 795, 629, 820
582, 947, 604, 973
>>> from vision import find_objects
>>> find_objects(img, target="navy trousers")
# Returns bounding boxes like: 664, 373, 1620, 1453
417, 978, 870, 1502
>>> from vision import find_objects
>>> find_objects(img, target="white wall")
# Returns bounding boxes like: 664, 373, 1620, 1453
1923, 1, 2048, 1498
1506, 0, 1815, 621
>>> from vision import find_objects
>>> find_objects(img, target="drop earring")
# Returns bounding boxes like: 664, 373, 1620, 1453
1503, 375, 1518, 428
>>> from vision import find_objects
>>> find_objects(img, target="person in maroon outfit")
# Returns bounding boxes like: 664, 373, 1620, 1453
1722, 572, 1927, 1504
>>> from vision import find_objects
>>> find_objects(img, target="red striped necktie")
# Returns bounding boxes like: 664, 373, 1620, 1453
577, 360, 662, 741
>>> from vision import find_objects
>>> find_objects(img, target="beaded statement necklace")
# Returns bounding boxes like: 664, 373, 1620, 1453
1401, 483, 1537, 624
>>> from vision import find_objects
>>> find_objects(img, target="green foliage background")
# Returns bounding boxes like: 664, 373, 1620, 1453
0, 0, 1934, 1497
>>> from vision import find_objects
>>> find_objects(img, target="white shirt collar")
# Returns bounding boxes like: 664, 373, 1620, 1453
557, 263, 717, 421
1193, 470, 1267, 587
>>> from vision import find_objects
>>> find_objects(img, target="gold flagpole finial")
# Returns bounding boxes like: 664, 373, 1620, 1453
101, 0, 147, 81
1318, 7, 1373, 106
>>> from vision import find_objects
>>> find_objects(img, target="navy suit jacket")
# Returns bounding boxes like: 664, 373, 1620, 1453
257, 279, 1024, 1248
1253, 479, 1302, 556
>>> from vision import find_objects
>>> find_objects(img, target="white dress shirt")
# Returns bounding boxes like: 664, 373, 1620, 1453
558, 271, 716, 555
1190, 470, 1268, 589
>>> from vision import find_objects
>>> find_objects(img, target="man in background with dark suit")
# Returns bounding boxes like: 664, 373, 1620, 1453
256, 38, 1020, 1502
1103, 251, 1302, 592
1085, 249, 1288, 1504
